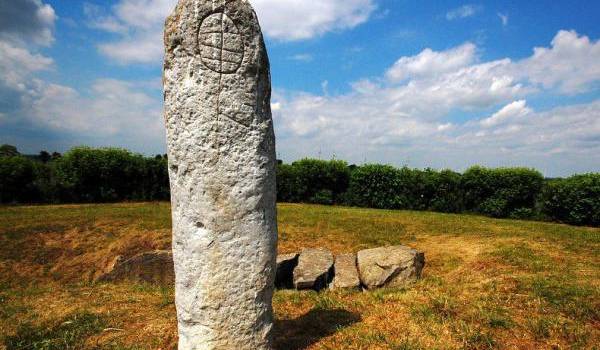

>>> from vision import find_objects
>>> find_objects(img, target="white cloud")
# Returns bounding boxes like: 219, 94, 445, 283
26, 79, 162, 137
0, 0, 57, 46
83, 3, 128, 33
288, 54, 314, 62
251, 0, 376, 40
271, 30, 600, 175
99, 31, 164, 64
0, 32, 164, 152
446, 4, 480, 21
480, 100, 531, 127
518, 30, 600, 94
0, 40, 53, 93
498, 13, 508, 26
386, 43, 477, 82
5, 78, 165, 153
85, 0, 175, 64
89, 0, 376, 64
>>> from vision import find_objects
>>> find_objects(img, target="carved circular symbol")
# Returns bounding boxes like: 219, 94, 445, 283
198, 12, 244, 74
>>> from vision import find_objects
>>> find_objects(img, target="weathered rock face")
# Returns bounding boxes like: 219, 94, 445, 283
275, 253, 298, 289
97, 251, 174, 285
163, 0, 277, 349
331, 253, 360, 290
293, 248, 334, 291
357, 246, 425, 290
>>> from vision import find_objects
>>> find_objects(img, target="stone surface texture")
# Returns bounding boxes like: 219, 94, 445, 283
97, 251, 174, 285
163, 0, 277, 348
275, 253, 298, 289
331, 253, 360, 290
293, 248, 334, 291
357, 246, 425, 290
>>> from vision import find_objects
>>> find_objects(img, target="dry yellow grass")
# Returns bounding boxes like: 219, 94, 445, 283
0, 202, 598, 349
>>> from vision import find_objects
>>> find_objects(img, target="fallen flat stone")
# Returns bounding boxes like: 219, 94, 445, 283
276, 253, 299, 289
357, 246, 425, 289
293, 248, 334, 291
97, 250, 174, 285
330, 253, 360, 290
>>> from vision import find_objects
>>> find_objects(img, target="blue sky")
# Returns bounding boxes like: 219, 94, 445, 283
1, 0, 599, 176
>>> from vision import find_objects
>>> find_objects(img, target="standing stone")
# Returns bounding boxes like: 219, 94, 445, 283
293, 248, 334, 291
163, 1, 277, 349
357, 246, 425, 290
330, 253, 361, 290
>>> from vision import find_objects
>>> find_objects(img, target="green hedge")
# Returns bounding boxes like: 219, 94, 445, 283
276, 159, 350, 205
0, 147, 170, 204
1, 146, 598, 227
0, 156, 45, 203
540, 174, 600, 226
461, 166, 544, 218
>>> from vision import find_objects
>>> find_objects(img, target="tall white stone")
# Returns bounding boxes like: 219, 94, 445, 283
163, 1, 277, 348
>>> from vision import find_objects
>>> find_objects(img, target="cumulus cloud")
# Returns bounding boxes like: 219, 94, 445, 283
251, 0, 376, 40
88, 0, 376, 64
0, 39, 53, 122
386, 43, 477, 82
0, 0, 57, 45
480, 100, 531, 127
446, 4, 480, 21
0, 0, 56, 128
0, 40, 53, 93
85, 0, 175, 64
518, 30, 600, 93
25, 79, 163, 140
272, 30, 600, 175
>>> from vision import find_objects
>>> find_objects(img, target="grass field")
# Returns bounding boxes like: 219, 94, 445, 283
0, 203, 598, 349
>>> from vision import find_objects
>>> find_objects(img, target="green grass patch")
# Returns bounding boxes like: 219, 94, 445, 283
492, 244, 552, 272
521, 275, 599, 322
3, 311, 107, 350
1, 203, 599, 349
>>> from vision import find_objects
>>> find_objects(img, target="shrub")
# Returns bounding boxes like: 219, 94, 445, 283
0, 144, 20, 158
276, 163, 302, 202
414, 169, 464, 213
348, 166, 463, 212
278, 159, 350, 204
540, 174, 600, 226
53, 147, 147, 202
461, 167, 544, 218
346, 164, 407, 209
1, 145, 598, 227
0, 157, 44, 203
138, 156, 170, 201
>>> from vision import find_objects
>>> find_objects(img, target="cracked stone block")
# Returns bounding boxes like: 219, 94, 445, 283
293, 248, 334, 291
357, 246, 425, 290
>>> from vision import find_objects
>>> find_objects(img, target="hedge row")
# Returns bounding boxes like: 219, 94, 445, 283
0, 147, 169, 203
1, 147, 598, 226
277, 160, 599, 227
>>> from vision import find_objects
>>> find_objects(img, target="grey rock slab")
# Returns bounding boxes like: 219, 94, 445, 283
331, 253, 360, 290
275, 253, 298, 289
357, 246, 425, 290
96, 251, 174, 285
164, 0, 277, 349
293, 248, 334, 291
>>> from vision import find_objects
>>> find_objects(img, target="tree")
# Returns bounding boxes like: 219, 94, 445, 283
39, 151, 51, 163
0, 144, 19, 158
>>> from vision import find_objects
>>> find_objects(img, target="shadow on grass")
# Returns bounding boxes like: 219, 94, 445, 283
273, 308, 361, 350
